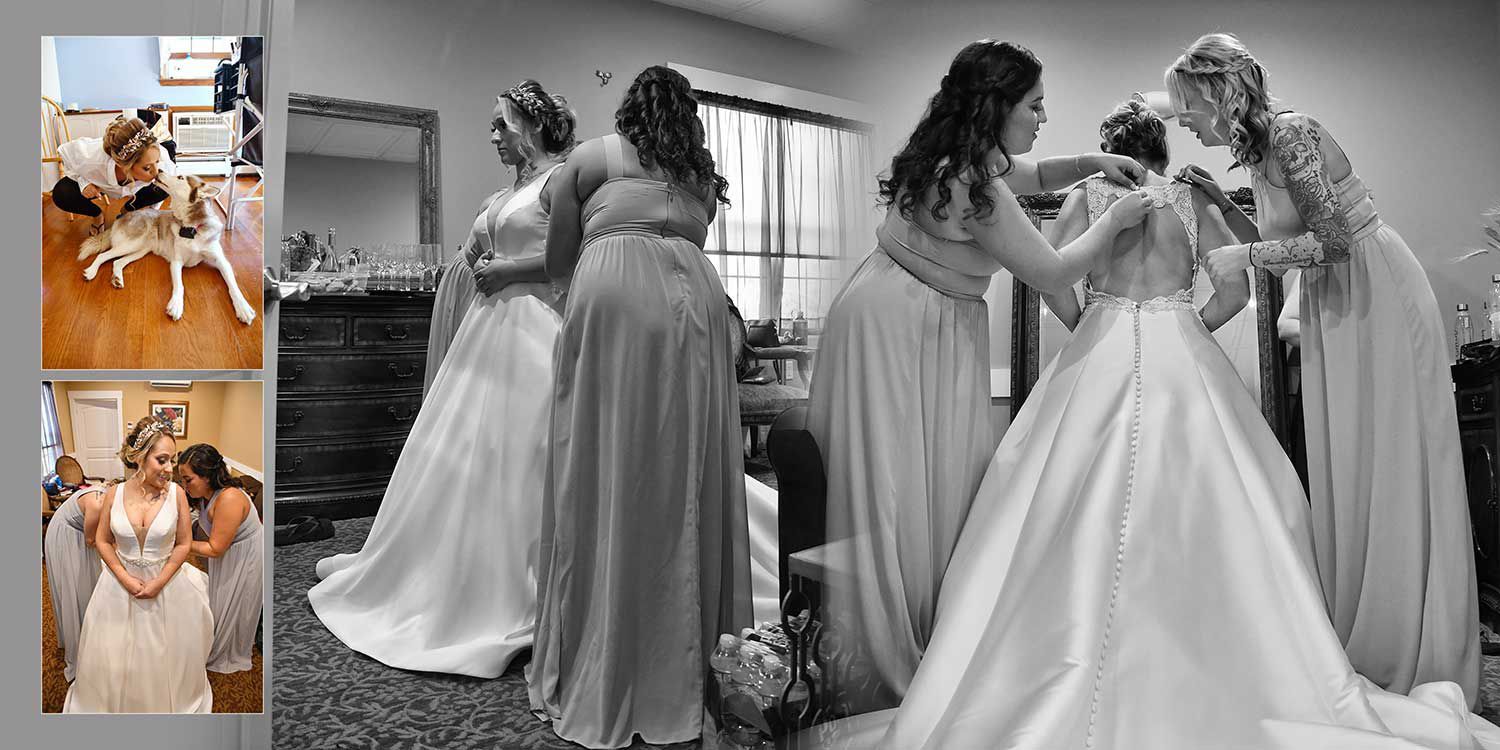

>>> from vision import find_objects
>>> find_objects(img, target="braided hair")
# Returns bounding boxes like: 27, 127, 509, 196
103, 117, 159, 168
879, 40, 1043, 223
1165, 33, 1277, 169
613, 65, 730, 205
499, 79, 578, 160
1099, 99, 1168, 170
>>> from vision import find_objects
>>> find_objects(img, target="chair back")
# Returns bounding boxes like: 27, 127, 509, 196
55, 455, 85, 486
40, 96, 70, 166
237, 475, 265, 520
765, 405, 828, 605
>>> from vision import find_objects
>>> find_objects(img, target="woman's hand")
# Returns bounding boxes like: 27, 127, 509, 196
1175, 164, 1230, 208
1205, 244, 1254, 278
1094, 154, 1146, 189
474, 257, 512, 297
1103, 191, 1155, 230
120, 574, 147, 597
133, 577, 165, 600
81, 183, 102, 200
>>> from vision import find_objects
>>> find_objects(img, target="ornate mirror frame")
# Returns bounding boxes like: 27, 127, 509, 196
287, 93, 442, 245
1009, 187, 1293, 448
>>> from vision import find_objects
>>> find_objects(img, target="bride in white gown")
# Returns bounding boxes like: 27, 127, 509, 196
811, 100, 1500, 749
65, 416, 213, 713
309, 83, 783, 679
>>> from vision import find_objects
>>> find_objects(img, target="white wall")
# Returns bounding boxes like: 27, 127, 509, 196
289, 0, 859, 250
842, 0, 1500, 369
282, 152, 419, 252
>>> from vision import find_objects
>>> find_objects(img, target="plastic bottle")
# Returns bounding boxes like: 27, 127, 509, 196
1456, 303, 1475, 360
1488, 274, 1500, 339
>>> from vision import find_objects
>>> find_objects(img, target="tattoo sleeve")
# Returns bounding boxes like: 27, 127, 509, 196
1248, 116, 1353, 270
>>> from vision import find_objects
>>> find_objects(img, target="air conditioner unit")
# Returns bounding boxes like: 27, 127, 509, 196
148, 380, 193, 391
172, 112, 234, 154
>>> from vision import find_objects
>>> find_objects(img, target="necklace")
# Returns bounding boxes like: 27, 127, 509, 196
127, 476, 167, 533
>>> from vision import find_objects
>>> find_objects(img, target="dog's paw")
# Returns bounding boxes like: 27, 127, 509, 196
234, 301, 257, 325
82, 266, 97, 281
165, 297, 184, 320
110, 273, 125, 289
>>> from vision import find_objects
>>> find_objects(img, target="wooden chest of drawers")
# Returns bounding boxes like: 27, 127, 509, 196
1452, 347, 1500, 628
276, 292, 434, 519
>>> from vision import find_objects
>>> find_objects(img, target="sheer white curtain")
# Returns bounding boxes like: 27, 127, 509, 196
41, 382, 64, 478
700, 100, 875, 325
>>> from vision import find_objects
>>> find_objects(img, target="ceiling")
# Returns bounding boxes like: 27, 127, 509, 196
286, 112, 421, 163
647, 0, 881, 50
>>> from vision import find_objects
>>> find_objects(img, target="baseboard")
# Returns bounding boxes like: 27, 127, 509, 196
225, 456, 263, 482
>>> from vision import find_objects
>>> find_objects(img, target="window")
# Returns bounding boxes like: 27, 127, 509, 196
698, 94, 875, 329
41, 382, 64, 478
158, 36, 236, 86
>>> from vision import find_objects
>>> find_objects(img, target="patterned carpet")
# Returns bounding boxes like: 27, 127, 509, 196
274, 459, 1500, 748
41, 560, 264, 713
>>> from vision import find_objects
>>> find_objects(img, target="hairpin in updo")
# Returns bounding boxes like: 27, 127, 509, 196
115, 127, 156, 162
502, 85, 548, 121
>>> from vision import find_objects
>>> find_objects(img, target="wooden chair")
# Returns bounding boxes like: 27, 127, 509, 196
40, 96, 75, 221
728, 296, 808, 456
48, 455, 104, 512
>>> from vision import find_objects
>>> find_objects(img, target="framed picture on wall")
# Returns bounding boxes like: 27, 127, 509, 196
148, 401, 188, 437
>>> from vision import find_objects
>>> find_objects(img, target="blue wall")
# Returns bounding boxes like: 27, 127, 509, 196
54, 37, 211, 110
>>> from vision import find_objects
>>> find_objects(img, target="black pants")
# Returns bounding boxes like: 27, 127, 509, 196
50, 177, 169, 218
49, 139, 179, 217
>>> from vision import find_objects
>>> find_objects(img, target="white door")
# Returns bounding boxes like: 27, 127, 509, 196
68, 391, 124, 481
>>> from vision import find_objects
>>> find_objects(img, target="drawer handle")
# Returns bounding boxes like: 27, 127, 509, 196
1467, 393, 1490, 414
385, 448, 398, 460
388, 405, 418, 423
388, 362, 419, 379
283, 325, 311, 342
277, 364, 305, 383
276, 456, 303, 474
276, 409, 305, 429
384, 324, 410, 341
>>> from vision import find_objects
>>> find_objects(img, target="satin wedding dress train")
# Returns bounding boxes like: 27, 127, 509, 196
809, 178, 1500, 749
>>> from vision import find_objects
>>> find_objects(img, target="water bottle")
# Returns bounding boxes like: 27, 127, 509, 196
1488, 274, 1500, 340
791, 311, 808, 344
1456, 303, 1475, 359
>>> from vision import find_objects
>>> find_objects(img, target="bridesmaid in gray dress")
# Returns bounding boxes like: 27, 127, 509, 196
180, 444, 264, 674
44, 485, 106, 682
1176, 33, 1480, 705
529, 66, 751, 749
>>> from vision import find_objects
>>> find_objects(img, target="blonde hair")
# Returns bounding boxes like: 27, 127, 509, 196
118, 416, 175, 471
1165, 33, 1276, 168
102, 117, 159, 168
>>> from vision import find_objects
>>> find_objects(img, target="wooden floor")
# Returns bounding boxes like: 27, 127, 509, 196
41, 175, 264, 370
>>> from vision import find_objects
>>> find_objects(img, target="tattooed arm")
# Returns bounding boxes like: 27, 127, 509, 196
1247, 114, 1353, 270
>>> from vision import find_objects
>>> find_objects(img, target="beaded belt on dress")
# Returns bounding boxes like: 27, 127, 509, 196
1083, 287, 1195, 314
117, 551, 169, 566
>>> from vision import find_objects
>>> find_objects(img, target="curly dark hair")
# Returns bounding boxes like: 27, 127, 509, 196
1099, 99, 1168, 169
178, 443, 239, 496
500, 79, 577, 156
613, 65, 730, 205
879, 40, 1042, 222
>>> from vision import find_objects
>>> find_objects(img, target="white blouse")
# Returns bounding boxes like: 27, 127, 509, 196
57, 137, 177, 200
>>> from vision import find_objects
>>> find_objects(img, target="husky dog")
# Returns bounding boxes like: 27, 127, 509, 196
77, 172, 256, 324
